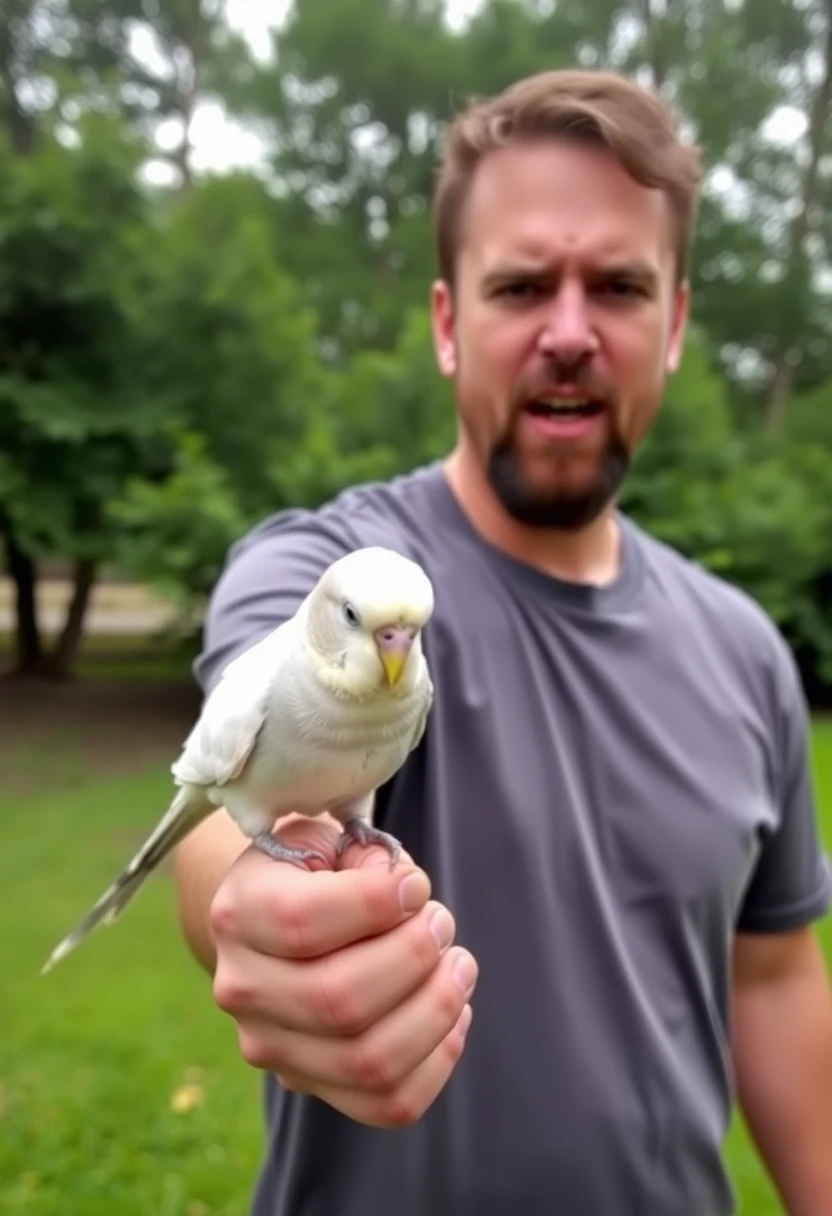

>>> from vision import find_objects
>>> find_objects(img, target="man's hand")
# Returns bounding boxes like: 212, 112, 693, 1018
733, 925, 832, 1215
209, 815, 477, 1129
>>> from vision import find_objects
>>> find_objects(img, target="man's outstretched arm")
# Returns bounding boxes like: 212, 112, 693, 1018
173, 810, 249, 973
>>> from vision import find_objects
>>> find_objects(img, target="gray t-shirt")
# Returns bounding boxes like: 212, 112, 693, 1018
196, 461, 831, 1216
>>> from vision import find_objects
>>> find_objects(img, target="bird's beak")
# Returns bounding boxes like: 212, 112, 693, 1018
375, 625, 415, 688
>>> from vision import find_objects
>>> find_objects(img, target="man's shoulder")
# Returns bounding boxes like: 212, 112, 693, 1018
628, 515, 799, 699
230, 461, 445, 568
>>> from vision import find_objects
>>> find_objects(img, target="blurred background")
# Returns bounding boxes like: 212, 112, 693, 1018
1, 1, 830, 1213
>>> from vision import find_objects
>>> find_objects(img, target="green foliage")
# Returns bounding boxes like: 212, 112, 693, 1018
329, 307, 455, 467
122, 172, 323, 514
110, 432, 247, 617
0, 116, 153, 562
0, 0, 830, 695
622, 328, 832, 683
269, 308, 454, 519
99, 175, 337, 623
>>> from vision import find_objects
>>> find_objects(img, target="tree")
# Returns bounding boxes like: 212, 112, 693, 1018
110, 172, 329, 619
0, 115, 154, 676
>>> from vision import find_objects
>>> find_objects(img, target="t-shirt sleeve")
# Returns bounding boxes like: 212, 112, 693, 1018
735, 634, 832, 934
193, 508, 358, 697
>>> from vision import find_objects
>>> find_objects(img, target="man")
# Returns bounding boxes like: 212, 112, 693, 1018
173, 69, 832, 1215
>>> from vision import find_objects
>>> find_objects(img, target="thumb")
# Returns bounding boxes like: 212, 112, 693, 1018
336, 836, 417, 872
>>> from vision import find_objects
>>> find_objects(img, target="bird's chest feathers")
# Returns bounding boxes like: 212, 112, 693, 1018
244, 685, 417, 811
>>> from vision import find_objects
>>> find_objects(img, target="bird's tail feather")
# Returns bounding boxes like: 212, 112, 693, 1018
41, 785, 210, 974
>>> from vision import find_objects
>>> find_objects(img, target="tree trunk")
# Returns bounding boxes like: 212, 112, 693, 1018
0, 22, 36, 154
172, 4, 204, 192
0, 515, 43, 675
639, 0, 668, 91
764, 2, 832, 432
45, 559, 97, 679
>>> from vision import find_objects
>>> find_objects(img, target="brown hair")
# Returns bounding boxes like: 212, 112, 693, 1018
433, 69, 703, 287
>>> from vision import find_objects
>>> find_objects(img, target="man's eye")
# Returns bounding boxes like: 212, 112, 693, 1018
603, 279, 644, 297
498, 281, 541, 299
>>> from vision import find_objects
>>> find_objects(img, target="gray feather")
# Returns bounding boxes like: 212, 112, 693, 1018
41, 785, 211, 974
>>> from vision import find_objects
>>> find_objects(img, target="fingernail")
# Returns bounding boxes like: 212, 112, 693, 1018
399, 870, 430, 913
452, 951, 478, 996
429, 907, 455, 952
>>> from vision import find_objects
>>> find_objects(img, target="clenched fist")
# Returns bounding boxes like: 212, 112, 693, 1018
209, 815, 477, 1129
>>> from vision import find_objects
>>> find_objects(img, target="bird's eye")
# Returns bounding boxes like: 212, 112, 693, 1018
342, 601, 361, 627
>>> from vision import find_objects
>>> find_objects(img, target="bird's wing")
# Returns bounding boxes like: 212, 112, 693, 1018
172, 620, 294, 790
410, 664, 434, 753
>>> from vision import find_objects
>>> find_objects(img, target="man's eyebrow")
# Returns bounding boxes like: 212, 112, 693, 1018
594, 260, 659, 285
480, 263, 551, 290
480, 259, 660, 290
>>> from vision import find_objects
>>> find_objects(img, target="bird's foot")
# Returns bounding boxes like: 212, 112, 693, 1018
252, 832, 327, 869
336, 817, 402, 870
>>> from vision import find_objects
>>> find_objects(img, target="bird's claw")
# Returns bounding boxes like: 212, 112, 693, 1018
337, 817, 402, 870
252, 832, 327, 869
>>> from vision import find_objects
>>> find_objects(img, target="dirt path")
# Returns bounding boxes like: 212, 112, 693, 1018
0, 674, 201, 794
0, 579, 203, 795
0, 579, 177, 635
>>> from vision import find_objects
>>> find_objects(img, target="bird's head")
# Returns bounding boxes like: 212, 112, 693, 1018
304, 547, 435, 698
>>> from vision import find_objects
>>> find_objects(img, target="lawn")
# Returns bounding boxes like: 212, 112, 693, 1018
1, 673, 264, 1216
2, 667, 830, 1215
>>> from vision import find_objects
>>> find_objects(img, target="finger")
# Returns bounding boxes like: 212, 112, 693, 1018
305, 1005, 474, 1129
214, 899, 459, 1035
334, 834, 415, 873
239, 943, 478, 1091
210, 840, 432, 961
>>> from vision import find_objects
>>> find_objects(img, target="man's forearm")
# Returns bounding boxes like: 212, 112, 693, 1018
736, 1019, 832, 1215
733, 928, 832, 1215
173, 809, 250, 973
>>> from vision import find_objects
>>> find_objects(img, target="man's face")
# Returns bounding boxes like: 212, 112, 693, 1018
431, 137, 690, 530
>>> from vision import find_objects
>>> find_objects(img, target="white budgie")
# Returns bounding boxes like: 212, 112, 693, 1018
42, 546, 435, 973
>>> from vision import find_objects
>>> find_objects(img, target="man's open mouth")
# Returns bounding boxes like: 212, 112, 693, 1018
525, 398, 604, 420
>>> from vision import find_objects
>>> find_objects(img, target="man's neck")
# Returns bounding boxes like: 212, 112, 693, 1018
443, 447, 622, 587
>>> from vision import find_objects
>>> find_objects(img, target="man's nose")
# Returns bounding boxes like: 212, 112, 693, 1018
537, 283, 599, 365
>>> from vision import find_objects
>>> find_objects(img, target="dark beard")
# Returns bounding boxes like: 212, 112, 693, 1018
487, 431, 630, 531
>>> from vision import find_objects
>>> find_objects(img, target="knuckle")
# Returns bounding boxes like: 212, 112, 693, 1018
359, 877, 395, 925
275, 1071, 309, 1095
376, 1089, 424, 1128
212, 963, 253, 1015
308, 963, 363, 1034
409, 906, 449, 972
269, 889, 314, 956
436, 975, 465, 1024
237, 1026, 276, 1072
209, 885, 238, 941
443, 1023, 466, 1068
342, 1038, 400, 1091
412, 927, 441, 974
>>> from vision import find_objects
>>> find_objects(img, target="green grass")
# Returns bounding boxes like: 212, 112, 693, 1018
2, 709, 831, 1214
1, 765, 263, 1215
